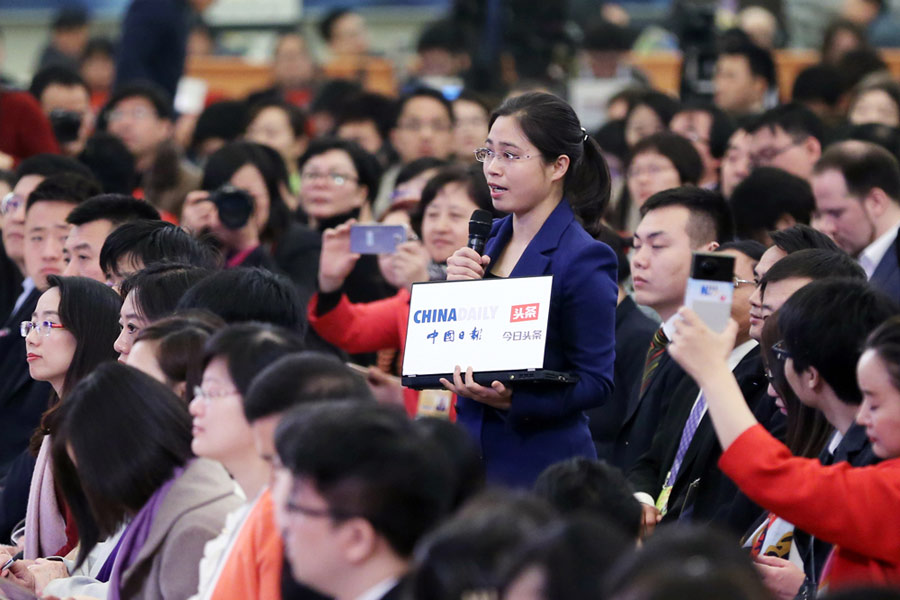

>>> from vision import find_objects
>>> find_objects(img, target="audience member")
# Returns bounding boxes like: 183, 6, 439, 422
320, 8, 371, 60
451, 91, 491, 162
189, 101, 250, 165
36, 7, 89, 72
28, 65, 93, 156
730, 167, 816, 245
670, 103, 736, 190
746, 102, 823, 180
0, 87, 60, 167
812, 140, 900, 297
821, 18, 868, 65
79, 37, 115, 110
244, 100, 309, 200
791, 63, 848, 127
623, 90, 680, 149
63, 194, 160, 281
720, 127, 752, 198
849, 79, 900, 128
713, 37, 776, 120
248, 32, 317, 109
102, 82, 200, 215
77, 132, 137, 195
613, 187, 733, 472
334, 91, 396, 163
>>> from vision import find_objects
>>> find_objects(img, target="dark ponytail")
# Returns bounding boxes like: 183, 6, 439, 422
490, 92, 610, 237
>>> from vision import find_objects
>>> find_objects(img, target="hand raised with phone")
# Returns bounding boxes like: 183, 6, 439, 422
318, 220, 362, 293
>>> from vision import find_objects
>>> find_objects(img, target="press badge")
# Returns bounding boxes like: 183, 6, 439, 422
417, 389, 452, 418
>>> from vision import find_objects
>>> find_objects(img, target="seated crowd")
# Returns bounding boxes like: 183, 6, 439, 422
5, 3, 900, 600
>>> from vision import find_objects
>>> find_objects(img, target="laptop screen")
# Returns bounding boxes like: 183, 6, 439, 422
402, 276, 553, 377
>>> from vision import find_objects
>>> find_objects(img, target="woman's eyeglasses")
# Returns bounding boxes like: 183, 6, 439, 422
771, 340, 792, 362
20, 321, 65, 338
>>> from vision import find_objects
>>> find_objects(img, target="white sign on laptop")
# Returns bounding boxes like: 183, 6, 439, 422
402, 276, 575, 389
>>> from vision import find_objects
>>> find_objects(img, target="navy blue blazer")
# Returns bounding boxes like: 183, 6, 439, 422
455, 200, 618, 488
870, 234, 900, 302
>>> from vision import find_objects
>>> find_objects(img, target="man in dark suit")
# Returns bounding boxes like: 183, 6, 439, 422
587, 228, 658, 461
629, 241, 784, 536
273, 402, 453, 600
812, 140, 900, 301
611, 187, 734, 473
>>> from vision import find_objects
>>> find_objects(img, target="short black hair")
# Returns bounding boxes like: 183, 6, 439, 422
119, 262, 213, 322
247, 99, 308, 139
15, 153, 94, 184
533, 457, 642, 540
625, 90, 681, 132
716, 239, 766, 261
779, 278, 898, 405
836, 48, 888, 91
29, 65, 88, 100
392, 87, 455, 129
746, 102, 824, 144
640, 186, 735, 245
80, 36, 114, 62
275, 401, 454, 557
298, 137, 382, 203
102, 81, 174, 123
309, 79, 363, 117
66, 194, 160, 227
190, 100, 250, 154
414, 418, 485, 512
417, 19, 468, 54
51, 6, 88, 31
792, 63, 846, 108
674, 102, 737, 159
582, 17, 634, 52
395, 157, 447, 188
628, 132, 704, 186
319, 7, 353, 42
717, 36, 776, 88
814, 140, 900, 201
334, 91, 395, 140
99, 220, 220, 279
762, 248, 866, 287
839, 123, 900, 161
175, 267, 305, 333
51, 363, 193, 568
25, 173, 101, 212
729, 167, 816, 242
202, 323, 305, 397
243, 352, 372, 422
770, 224, 841, 254
77, 132, 137, 194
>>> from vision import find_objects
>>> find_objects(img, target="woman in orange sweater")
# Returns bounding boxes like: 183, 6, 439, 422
669, 288, 900, 592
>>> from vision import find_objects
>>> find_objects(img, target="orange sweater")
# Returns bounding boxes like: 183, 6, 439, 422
208, 489, 282, 600
720, 425, 900, 589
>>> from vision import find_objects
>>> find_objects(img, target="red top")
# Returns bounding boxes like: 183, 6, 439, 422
720, 425, 900, 590
0, 91, 60, 164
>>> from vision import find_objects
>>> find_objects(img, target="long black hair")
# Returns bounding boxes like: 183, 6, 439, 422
51, 362, 193, 567
489, 92, 611, 236
30, 275, 122, 454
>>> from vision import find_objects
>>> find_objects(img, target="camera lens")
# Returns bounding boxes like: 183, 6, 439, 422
209, 185, 254, 230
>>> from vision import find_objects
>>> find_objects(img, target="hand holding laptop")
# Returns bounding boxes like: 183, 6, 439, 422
440, 365, 512, 410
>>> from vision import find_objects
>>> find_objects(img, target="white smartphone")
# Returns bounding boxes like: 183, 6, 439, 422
684, 252, 735, 333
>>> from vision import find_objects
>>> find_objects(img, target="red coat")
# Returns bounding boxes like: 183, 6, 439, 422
0, 91, 59, 163
720, 425, 900, 590
308, 289, 455, 419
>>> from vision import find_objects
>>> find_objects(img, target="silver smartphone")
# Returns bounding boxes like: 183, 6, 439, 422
684, 252, 734, 333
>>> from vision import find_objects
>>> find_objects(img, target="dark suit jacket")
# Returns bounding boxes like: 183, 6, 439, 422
456, 200, 618, 488
0, 288, 49, 485
628, 345, 785, 535
272, 222, 321, 307
0, 240, 22, 324
870, 233, 900, 302
611, 346, 689, 473
588, 296, 657, 461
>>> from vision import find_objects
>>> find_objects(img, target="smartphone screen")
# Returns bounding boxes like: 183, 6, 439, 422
684, 252, 735, 333
349, 224, 407, 255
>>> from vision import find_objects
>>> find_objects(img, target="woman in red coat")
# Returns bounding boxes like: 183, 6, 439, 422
308, 164, 496, 417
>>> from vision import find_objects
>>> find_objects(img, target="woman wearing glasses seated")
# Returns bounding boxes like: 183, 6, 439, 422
0, 275, 121, 589
443, 92, 618, 488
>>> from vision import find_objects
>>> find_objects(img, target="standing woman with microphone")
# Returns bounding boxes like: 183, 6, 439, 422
442, 92, 618, 487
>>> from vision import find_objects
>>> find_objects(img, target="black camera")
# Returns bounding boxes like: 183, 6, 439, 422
209, 184, 254, 230
49, 109, 83, 145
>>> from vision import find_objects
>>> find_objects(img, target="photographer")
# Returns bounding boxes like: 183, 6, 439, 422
181, 141, 320, 303
29, 65, 92, 157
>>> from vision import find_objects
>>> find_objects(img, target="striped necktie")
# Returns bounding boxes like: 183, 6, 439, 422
639, 327, 669, 397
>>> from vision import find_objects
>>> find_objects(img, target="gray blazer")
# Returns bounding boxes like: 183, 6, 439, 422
119, 458, 242, 600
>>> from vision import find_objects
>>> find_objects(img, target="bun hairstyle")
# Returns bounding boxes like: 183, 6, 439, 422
490, 92, 611, 237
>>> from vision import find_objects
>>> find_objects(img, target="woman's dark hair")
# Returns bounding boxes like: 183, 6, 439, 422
77, 132, 136, 195
201, 141, 293, 243
134, 311, 225, 403
628, 131, 704, 186
247, 99, 308, 139
490, 92, 611, 237
410, 164, 496, 239
865, 315, 900, 393
395, 157, 447, 188
500, 516, 631, 600
414, 418, 485, 511
51, 362, 193, 567
30, 275, 122, 454
760, 313, 831, 459
190, 100, 250, 156
625, 91, 681, 135
120, 263, 213, 322
851, 79, 900, 122
298, 137, 382, 203
202, 322, 305, 397
821, 18, 867, 63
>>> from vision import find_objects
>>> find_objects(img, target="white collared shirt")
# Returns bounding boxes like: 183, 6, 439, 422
354, 577, 399, 600
859, 222, 900, 280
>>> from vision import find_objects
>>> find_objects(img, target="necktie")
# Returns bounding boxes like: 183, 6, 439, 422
666, 393, 707, 489
639, 327, 668, 397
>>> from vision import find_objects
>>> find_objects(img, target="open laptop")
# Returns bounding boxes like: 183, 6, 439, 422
401, 275, 578, 390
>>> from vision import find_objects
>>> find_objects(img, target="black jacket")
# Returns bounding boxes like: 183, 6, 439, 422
628, 345, 785, 536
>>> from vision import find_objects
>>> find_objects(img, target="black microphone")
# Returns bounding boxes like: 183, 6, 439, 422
468, 209, 493, 255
